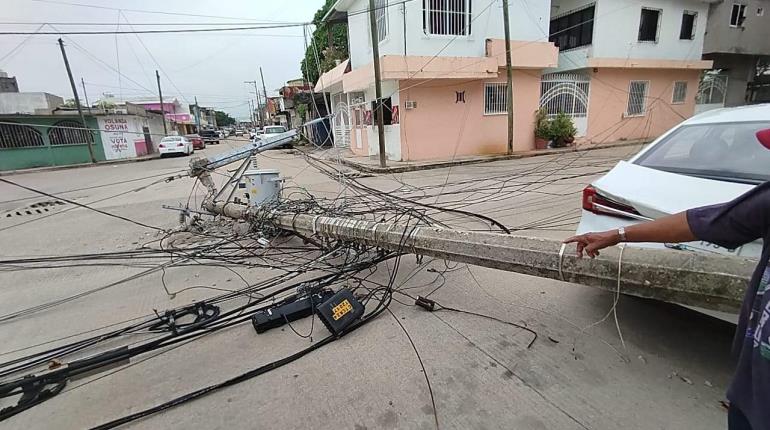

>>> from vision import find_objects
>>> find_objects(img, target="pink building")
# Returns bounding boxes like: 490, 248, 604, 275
318, 0, 557, 162
318, 0, 712, 162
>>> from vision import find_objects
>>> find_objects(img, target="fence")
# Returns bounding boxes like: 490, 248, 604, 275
695, 73, 728, 115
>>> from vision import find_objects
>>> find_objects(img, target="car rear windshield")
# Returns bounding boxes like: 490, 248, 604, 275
264, 126, 286, 133
634, 121, 770, 184
200, 130, 216, 136
161, 137, 181, 142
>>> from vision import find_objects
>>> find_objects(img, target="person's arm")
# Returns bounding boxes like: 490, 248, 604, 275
563, 212, 696, 258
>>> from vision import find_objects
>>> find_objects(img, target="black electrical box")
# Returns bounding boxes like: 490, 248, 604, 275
316, 288, 365, 336
252, 290, 334, 334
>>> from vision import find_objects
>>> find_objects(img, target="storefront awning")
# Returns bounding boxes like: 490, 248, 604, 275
314, 59, 350, 93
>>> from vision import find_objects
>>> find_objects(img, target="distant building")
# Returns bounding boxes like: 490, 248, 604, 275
0, 103, 166, 171
0, 70, 19, 93
278, 79, 312, 129
701, 0, 770, 106
0, 92, 64, 115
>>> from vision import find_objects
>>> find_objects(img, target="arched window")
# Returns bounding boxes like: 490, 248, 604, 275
48, 120, 93, 145
0, 122, 45, 149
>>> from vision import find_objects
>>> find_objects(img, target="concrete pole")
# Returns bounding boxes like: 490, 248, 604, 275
502, 0, 515, 155
80, 78, 92, 116
194, 96, 201, 131
155, 70, 168, 136
260, 67, 269, 125
368, 0, 388, 168
202, 201, 753, 314
58, 38, 96, 164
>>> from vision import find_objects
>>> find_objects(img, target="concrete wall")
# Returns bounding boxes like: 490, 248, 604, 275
0, 93, 64, 115
703, 0, 770, 55
0, 76, 18, 93
582, 67, 700, 144
396, 70, 541, 161
347, 0, 550, 70
97, 113, 165, 160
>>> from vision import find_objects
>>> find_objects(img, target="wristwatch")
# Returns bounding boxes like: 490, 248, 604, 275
617, 227, 627, 242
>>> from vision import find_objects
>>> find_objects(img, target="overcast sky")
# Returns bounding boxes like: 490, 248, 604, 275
0, 0, 324, 120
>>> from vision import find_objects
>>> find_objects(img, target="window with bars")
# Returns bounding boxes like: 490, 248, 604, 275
0, 123, 45, 149
672, 81, 688, 104
679, 11, 696, 40
484, 83, 508, 115
626, 81, 648, 116
730, 3, 747, 27
48, 120, 93, 145
549, 4, 595, 52
423, 0, 471, 36
374, 0, 388, 42
638, 8, 661, 42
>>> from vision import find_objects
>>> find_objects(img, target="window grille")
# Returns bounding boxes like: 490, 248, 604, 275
730, 3, 747, 26
375, 0, 388, 42
423, 0, 470, 36
672, 81, 688, 104
0, 122, 45, 149
484, 83, 508, 115
679, 11, 696, 40
638, 8, 661, 42
48, 120, 93, 145
549, 4, 595, 52
627, 81, 649, 116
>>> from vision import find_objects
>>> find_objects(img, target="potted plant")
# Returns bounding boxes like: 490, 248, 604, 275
549, 112, 577, 148
534, 108, 551, 150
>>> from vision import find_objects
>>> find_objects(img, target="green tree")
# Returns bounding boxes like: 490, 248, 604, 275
215, 110, 236, 126
300, 0, 349, 85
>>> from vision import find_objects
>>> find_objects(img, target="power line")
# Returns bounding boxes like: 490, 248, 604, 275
0, 23, 308, 35
28, 0, 291, 22
0, 177, 165, 232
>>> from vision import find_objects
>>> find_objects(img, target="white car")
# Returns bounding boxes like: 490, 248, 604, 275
576, 104, 770, 320
158, 136, 194, 157
261, 125, 292, 148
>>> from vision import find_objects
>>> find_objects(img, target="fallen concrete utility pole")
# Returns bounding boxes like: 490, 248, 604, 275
204, 201, 754, 313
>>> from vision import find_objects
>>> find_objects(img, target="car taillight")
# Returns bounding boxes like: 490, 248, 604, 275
582, 186, 641, 219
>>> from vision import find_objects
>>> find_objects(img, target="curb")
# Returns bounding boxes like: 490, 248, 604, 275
322, 140, 648, 174
0, 155, 162, 177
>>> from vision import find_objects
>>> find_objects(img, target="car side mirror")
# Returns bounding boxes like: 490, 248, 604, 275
757, 129, 770, 150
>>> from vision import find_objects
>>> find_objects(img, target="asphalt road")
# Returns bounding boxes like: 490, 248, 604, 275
0, 138, 736, 429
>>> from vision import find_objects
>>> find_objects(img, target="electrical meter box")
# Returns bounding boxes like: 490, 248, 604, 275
241, 169, 281, 207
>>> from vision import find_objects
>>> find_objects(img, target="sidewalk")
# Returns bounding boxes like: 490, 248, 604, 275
308, 139, 649, 174
0, 153, 161, 177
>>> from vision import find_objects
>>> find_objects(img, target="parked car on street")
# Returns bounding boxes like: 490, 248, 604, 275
185, 134, 205, 150
217, 130, 226, 139
575, 104, 770, 320
235, 128, 245, 137
199, 129, 220, 145
159, 136, 194, 157
261, 125, 292, 148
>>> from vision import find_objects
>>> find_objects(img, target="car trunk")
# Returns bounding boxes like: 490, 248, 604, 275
593, 161, 760, 257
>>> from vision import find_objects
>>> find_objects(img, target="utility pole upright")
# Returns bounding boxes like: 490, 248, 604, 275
80, 78, 92, 115
58, 38, 96, 164
502, 0, 515, 155
259, 67, 269, 125
194, 96, 201, 131
155, 70, 168, 135
368, 0, 387, 167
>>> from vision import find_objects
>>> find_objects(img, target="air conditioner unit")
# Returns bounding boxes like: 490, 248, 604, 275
404, 100, 417, 110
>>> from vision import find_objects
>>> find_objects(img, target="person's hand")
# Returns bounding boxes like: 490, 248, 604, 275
563, 230, 620, 258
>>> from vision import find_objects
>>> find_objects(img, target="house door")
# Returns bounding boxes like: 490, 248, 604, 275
695, 72, 728, 115
540, 73, 591, 137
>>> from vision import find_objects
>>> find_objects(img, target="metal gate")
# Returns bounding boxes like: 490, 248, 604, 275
695, 72, 728, 115
539, 73, 590, 136
332, 92, 351, 148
